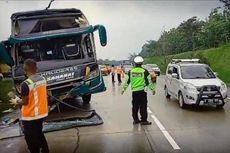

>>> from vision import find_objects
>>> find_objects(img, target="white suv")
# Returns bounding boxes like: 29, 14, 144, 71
164, 59, 228, 108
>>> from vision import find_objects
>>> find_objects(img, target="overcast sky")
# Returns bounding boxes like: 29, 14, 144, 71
0, 0, 221, 60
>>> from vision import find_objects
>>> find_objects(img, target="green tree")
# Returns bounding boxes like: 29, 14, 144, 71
139, 1, 230, 57
204, 8, 227, 47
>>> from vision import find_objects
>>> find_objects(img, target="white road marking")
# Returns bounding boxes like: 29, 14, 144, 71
6, 143, 13, 148
227, 97, 230, 100
147, 107, 152, 114
147, 107, 181, 150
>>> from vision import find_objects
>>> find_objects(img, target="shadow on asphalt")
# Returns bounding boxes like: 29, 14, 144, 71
184, 106, 225, 113
165, 97, 226, 113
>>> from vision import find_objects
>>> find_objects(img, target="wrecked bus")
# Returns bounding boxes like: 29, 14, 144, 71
0, 9, 107, 104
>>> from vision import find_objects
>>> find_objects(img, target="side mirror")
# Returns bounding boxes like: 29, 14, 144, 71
93, 25, 107, 47
0, 42, 14, 66
168, 69, 172, 74
172, 73, 179, 79
214, 72, 218, 77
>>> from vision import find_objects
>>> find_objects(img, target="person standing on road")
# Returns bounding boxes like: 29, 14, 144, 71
116, 65, 124, 84
111, 65, 116, 84
10, 59, 49, 153
121, 56, 156, 125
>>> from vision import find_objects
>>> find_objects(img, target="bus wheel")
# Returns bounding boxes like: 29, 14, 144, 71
82, 94, 92, 104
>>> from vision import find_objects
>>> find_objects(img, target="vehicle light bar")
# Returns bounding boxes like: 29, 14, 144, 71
171, 59, 200, 64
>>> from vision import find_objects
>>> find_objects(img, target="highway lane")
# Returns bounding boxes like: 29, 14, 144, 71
0, 75, 230, 153
145, 75, 230, 153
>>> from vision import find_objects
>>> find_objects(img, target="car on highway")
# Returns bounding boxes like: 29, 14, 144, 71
123, 64, 133, 74
146, 64, 160, 76
142, 64, 157, 82
164, 59, 228, 108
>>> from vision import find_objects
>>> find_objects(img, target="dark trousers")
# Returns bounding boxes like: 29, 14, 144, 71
22, 118, 49, 153
117, 74, 122, 83
112, 73, 115, 83
132, 90, 148, 122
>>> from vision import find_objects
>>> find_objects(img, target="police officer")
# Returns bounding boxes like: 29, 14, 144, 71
10, 59, 49, 153
121, 56, 156, 125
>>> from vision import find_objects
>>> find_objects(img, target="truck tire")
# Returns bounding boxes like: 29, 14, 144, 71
82, 94, 91, 104
178, 92, 186, 109
165, 86, 171, 99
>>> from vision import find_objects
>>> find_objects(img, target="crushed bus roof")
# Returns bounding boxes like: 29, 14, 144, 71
9, 26, 94, 44
11, 8, 82, 21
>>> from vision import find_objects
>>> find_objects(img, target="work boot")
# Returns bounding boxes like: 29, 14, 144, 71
140, 121, 152, 125
133, 120, 140, 125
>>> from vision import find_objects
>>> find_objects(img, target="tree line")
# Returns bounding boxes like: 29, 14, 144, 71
139, 0, 230, 57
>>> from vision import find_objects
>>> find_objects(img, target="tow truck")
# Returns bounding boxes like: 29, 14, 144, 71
0, 8, 107, 104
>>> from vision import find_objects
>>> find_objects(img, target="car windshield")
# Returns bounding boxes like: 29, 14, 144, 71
15, 17, 83, 35
146, 68, 154, 72
100, 65, 106, 69
180, 65, 216, 79
147, 64, 158, 68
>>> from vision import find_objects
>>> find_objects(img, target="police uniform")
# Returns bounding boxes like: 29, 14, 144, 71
122, 66, 155, 123
20, 74, 49, 153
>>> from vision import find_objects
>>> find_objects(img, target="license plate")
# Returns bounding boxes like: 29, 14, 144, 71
208, 99, 214, 103
205, 99, 219, 104
205, 99, 214, 103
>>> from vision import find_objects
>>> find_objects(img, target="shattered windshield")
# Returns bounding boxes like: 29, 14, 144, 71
16, 34, 94, 64
15, 17, 86, 35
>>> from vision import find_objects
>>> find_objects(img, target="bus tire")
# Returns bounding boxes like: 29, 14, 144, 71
82, 94, 92, 104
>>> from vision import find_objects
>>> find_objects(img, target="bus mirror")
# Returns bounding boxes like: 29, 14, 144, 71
93, 25, 107, 47
0, 42, 14, 66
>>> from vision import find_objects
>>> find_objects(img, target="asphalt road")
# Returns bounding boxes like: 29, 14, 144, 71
0, 76, 230, 153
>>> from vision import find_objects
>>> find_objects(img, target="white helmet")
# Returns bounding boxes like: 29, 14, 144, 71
134, 56, 144, 64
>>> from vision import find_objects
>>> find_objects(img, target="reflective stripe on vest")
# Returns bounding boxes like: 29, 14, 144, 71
130, 67, 146, 92
21, 76, 48, 121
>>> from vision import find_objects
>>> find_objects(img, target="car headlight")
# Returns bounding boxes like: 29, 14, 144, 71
184, 83, 198, 93
220, 82, 227, 92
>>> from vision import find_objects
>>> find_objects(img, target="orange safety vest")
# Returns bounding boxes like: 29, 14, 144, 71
21, 75, 48, 121
116, 67, 124, 77
111, 67, 116, 74
116, 67, 123, 74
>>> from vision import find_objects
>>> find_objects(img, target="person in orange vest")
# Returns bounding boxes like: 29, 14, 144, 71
116, 65, 124, 84
10, 59, 49, 153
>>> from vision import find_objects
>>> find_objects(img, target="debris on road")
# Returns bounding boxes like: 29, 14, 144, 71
2, 108, 14, 114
